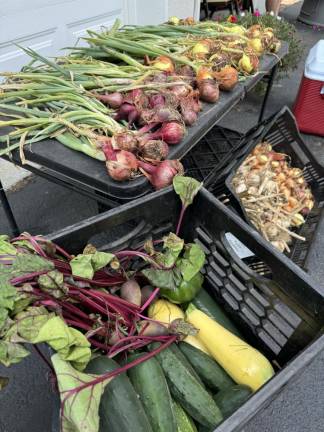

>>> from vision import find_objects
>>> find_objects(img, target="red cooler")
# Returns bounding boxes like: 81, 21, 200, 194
293, 40, 324, 136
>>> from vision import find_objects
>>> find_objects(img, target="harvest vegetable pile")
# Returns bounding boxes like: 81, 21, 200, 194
0, 177, 275, 432
232, 142, 314, 252
0, 18, 281, 189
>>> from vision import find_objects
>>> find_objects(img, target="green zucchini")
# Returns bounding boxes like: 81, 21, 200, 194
192, 289, 241, 337
178, 342, 234, 392
172, 400, 198, 432
86, 356, 152, 432
150, 343, 223, 429
214, 385, 252, 419
128, 353, 177, 432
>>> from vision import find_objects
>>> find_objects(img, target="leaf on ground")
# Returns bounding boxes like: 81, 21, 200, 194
52, 354, 112, 432
0, 376, 9, 390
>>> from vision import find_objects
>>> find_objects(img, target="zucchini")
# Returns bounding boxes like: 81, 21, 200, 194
192, 289, 241, 337
86, 356, 152, 432
178, 342, 234, 392
214, 385, 252, 419
150, 343, 223, 428
128, 353, 177, 432
172, 400, 198, 432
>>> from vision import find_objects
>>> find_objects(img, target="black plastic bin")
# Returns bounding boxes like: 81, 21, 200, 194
48, 186, 324, 431
205, 107, 324, 270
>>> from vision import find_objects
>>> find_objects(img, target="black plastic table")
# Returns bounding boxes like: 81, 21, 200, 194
0, 43, 288, 235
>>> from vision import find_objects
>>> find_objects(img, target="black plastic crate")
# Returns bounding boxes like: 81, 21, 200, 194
48, 186, 324, 431
206, 107, 324, 270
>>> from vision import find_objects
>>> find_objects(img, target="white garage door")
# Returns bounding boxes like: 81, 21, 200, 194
0, 0, 125, 71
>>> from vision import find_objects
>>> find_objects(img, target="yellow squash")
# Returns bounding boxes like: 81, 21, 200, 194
186, 305, 274, 392
148, 299, 210, 355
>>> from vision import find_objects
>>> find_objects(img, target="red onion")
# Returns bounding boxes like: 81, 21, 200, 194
140, 107, 181, 125
139, 139, 169, 161
149, 94, 166, 108
138, 159, 184, 190
95, 92, 123, 109
114, 132, 138, 153
176, 65, 196, 85
197, 79, 220, 103
151, 72, 168, 82
149, 122, 185, 145
115, 103, 140, 124
171, 85, 190, 98
102, 141, 138, 182
123, 89, 143, 104
181, 109, 198, 126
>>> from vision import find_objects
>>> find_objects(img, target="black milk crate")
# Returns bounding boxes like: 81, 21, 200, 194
49, 186, 324, 432
206, 107, 324, 270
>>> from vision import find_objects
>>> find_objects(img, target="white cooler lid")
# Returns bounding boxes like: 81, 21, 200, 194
305, 40, 324, 81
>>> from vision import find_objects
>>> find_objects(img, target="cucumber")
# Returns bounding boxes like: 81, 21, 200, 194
86, 356, 152, 432
172, 400, 198, 432
150, 343, 223, 428
214, 385, 252, 419
178, 342, 234, 392
128, 353, 177, 432
192, 289, 241, 337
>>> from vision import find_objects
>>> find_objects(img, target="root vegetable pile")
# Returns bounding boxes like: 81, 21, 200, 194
232, 142, 314, 252
0, 17, 282, 189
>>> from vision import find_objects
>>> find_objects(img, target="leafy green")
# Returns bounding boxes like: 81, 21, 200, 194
52, 354, 111, 432
0, 340, 29, 367
142, 267, 182, 291
143, 237, 205, 291
6, 307, 91, 370
0, 254, 54, 280
177, 243, 205, 281
38, 270, 67, 298
173, 176, 202, 208
0, 277, 17, 310
70, 251, 115, 279
157, 233, 184, 267
0, 236, 17, 255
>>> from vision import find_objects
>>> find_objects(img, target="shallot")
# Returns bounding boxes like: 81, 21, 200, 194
138, 159, 184, 189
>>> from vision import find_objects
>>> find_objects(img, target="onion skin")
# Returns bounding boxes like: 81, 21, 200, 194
139, 139, 169, 161
198, 79, 220, 103
213, 66, 239, 92
114, 132, 138, 153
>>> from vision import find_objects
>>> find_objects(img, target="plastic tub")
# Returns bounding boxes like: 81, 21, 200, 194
48, 185, 324, 431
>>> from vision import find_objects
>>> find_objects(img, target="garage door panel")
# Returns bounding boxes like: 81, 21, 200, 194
67, 9, 123, 44
0, 0, 124, 71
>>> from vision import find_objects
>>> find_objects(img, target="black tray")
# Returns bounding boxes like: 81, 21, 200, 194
208, 107, 324, 270
0, 45, 288, 202
48, 186, 324, 431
